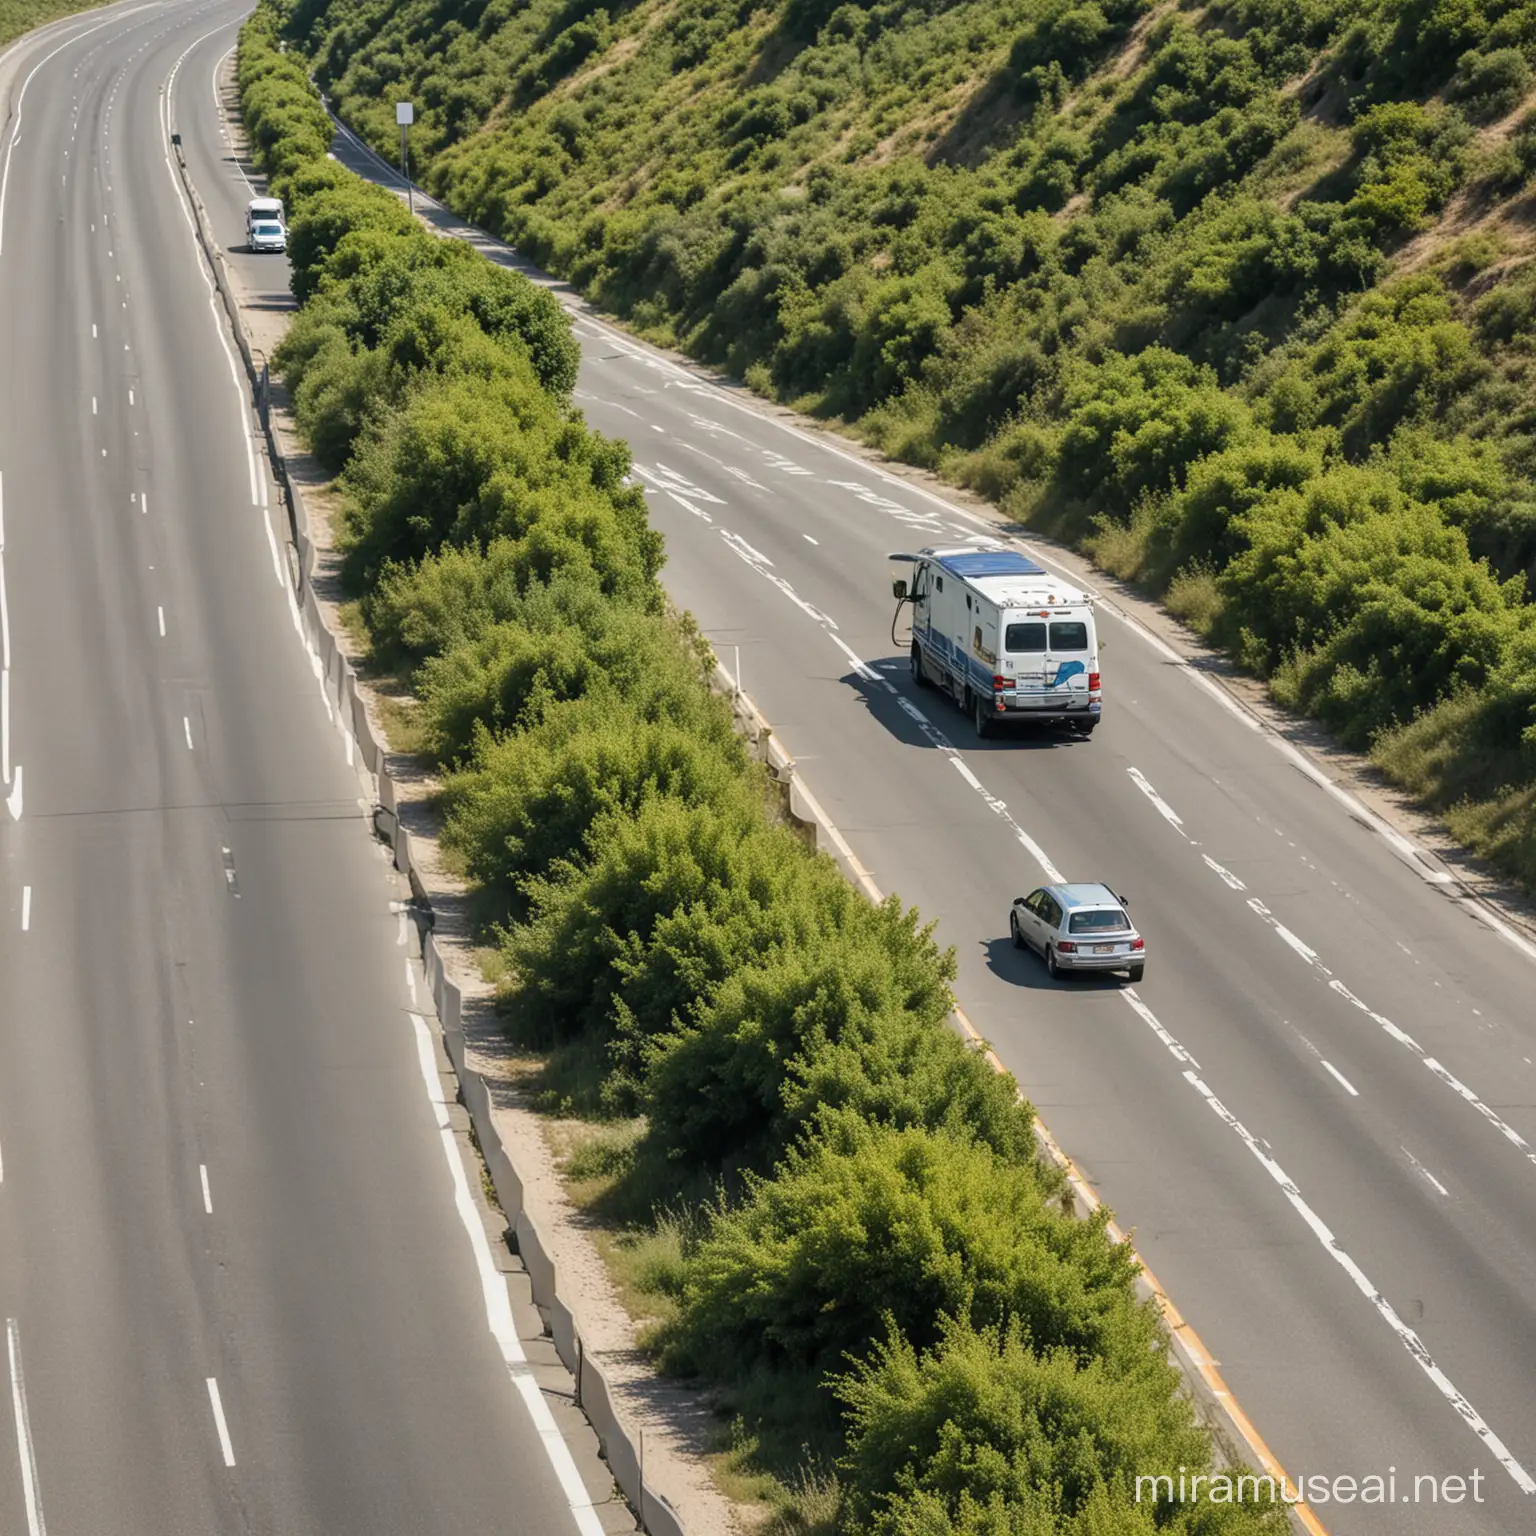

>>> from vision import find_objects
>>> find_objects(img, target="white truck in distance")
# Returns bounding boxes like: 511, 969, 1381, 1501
246, 196, 286, 253
891, 545, 1102, 738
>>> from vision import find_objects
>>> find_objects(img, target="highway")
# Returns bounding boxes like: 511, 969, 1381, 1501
0, 3, 620, 1533
316, 67, 1536, 1536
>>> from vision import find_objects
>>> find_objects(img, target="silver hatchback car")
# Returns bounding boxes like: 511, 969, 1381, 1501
1011, 882, 1145, 981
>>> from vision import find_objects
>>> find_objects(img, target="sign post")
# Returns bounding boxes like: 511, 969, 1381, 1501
395, 101, 414, 216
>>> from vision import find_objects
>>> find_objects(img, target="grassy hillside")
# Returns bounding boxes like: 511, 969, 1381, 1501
289, 0, 1536, 887
1, 0, 108, 50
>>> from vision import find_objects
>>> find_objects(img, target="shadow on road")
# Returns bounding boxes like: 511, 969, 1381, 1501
981, 934, 1131, 993
836, 654, 1095, 755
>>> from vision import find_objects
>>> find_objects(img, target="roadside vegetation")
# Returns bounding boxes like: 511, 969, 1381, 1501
280, 0, 1536, 888
1, 0, 112, 50
241, 4, 1283, 1528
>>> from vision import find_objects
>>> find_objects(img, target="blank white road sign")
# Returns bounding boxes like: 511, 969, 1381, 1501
396, 102, 414, 125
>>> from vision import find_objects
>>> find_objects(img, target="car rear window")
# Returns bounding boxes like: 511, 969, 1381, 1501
1068, 908, 1129, 934
255, 224, 282, 234
1005, 622, 1047, 652
1050, 621, 1089, 651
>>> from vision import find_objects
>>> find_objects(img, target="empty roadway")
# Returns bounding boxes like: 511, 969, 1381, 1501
0, 3, 619, 1532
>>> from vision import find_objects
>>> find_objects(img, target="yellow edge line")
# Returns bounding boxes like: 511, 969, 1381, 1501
954, 1003, 1330, 1536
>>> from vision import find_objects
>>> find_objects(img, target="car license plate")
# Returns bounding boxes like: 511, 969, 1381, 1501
1093, 944, 1115, 954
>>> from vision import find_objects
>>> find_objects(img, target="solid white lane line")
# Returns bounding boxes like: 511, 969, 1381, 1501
405, 959, 417, 1004
1321, 1060, 1358, 1096
205, 1377, 235, 1467
405, 1013, 607, 1534
200, 1164, 212, 1214
7, 1319, 45, 1536
183, 716, 193, 750
20, 885, 30, 931
157, 606, 165, 637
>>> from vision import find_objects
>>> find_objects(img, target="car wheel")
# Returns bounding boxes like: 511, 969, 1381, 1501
1046, 945, 1061, 979
1076, 719, 1098, 736
973, 690, 994, 739
1127, 964, 1145, 983
1010, 912, 1025, 950
911, 642, 931, 688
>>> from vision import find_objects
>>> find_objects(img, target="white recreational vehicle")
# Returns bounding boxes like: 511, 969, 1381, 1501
890, 544, 1101, 738
246, 197, 287, 253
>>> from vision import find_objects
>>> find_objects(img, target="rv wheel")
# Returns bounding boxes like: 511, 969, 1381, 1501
910, 643, 931, 688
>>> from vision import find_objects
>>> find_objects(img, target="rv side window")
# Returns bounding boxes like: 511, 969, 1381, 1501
935, 576, 944, 592
1005, 622, 1047, 653
1049, 621, 1089, 651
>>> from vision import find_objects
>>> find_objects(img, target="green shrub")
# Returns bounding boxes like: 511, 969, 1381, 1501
838, 1316, 1278, 1534
442, 693, 746, 911
498, 795, 865, 1067
661, 1115, 1154, 1387
1260, 279, 1483, 456
365, 543, 564, 671
288, 181, 419, 301
640, 910, 1037, 1178
340, 373, 659, 591
1448, 47, 1533, 124
1055, 349, 1254, 522
1220, 465, 1522, 742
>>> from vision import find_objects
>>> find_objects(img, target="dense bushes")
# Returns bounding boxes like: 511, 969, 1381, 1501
242, 4, 1272, 1522
838, 1316, 1247, 1534
284, 0, 1536, 888
659, 1115, 1153, 1385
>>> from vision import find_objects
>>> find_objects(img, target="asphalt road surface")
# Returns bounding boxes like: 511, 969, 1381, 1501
312, 59, 1536, 1536
0, 3, 618, 1532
